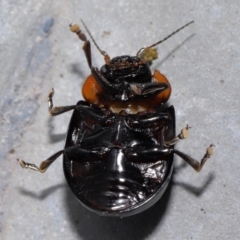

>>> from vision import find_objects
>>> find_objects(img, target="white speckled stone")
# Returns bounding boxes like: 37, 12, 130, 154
1, 0, 240, 239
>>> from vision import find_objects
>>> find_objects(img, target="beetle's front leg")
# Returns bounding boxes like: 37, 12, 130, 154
48, 88, 76, 116
173, 144, 214, 172
76, 104, 115, 125
165, 124, 190, 146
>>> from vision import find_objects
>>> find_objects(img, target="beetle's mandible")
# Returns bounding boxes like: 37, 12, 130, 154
18, 20, 214, 217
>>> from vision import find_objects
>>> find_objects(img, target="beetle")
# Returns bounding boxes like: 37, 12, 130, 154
17, 20, 214, 217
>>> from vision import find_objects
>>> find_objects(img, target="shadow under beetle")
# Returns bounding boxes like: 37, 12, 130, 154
18, 20, 214, 217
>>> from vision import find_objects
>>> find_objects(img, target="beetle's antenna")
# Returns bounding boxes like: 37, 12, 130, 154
137, 21, 194, 58
147, 21, 194, 49
81, 19, 111, 64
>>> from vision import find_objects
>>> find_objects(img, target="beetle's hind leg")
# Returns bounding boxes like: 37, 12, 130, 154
48, 88, 76, 116
173, 144, 214, 172
17, 150, 64, 173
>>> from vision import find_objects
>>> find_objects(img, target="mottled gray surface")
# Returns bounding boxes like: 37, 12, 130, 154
1, 0, 239, 239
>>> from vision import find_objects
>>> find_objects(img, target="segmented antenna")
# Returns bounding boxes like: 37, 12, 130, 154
137, 21, 194, 57
80, 19, 111, 64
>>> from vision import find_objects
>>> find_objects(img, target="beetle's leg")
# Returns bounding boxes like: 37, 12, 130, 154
17, 144, 111, 173
76, 104, 115, 125
123, 145, 170, 163
173, 144, 214, 172
48, 88, 76, 116
17, 150, 64, 173
126, 112, 171, 130
17, 143, 110, 173
165, 124, 190, 146
64, 145, 111, 161
91, 67, 116, 91
130, 82, 168, 98
124, 143, 214, 172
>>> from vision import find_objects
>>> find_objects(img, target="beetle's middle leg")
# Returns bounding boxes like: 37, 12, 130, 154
48, 88, 76, 116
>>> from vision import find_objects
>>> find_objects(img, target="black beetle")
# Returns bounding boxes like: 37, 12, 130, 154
18, 20, 214, 217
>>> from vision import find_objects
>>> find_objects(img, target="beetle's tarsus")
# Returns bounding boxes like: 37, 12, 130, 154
48, 88, 76, 116
17, 150, 64, 173
178, 124, 191, 139
17, 159, 45, 173
165, 124, 190, 146
48, 88, 54, 109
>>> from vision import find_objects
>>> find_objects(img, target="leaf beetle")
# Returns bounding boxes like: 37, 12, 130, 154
18, 20, 214, 217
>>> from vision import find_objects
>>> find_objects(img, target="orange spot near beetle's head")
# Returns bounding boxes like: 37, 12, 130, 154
82, 69, 171, 108
82, 75, 103, 105
152, 69, 171, 104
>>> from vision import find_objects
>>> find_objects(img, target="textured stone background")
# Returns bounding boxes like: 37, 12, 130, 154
1, 0, 239, 239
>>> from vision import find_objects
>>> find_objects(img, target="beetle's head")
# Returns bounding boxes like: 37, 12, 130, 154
100, 55, 152, 84
92, 55, 168, 103
90, 55, 168, 103
71, 20, 194, 109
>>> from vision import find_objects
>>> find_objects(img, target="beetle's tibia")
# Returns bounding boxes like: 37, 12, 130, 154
173, 144, 214, 172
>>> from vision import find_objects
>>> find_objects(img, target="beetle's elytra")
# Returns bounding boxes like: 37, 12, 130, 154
18, 20, 214, 217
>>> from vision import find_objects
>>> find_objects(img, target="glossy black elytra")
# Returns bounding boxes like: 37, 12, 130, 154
18, 20, 214, 217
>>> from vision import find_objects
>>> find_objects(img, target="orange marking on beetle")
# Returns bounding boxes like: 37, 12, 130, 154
153, 69, 171, 103
82, 74, 103, 105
